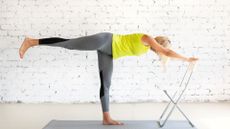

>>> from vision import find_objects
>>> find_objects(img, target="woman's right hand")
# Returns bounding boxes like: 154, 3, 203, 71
187, 57, 199, 62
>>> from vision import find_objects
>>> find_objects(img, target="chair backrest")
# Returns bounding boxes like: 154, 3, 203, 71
159, 62, 197, 93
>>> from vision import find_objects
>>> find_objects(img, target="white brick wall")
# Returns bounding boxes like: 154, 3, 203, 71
0, 0, 230, 103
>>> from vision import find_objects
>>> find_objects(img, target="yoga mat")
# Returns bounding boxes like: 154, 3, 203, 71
43, 120, 197, 129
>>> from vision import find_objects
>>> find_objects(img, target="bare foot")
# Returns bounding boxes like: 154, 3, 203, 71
19, 37, 32, 59
103, 118, 124, 125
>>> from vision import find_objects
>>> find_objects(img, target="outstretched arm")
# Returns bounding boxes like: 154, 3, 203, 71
141, 34, 198, 62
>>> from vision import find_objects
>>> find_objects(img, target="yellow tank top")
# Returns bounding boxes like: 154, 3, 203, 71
112, 33, 150, 59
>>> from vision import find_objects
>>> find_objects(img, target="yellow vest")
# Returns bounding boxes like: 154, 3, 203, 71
112, 33, 150, 59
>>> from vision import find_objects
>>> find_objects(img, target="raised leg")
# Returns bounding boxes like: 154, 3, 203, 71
38, 33, 112, 51
19, 32, 112, 59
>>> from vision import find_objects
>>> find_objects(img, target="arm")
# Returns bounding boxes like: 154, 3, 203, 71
141, 34, 198, 62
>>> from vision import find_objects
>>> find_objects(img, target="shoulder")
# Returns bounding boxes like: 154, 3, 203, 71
140, 34, 151, 46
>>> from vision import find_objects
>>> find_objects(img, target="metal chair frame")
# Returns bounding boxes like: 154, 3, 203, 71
157, 63, 196, 128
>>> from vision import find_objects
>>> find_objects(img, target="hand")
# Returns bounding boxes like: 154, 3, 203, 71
187, 57, 199, 62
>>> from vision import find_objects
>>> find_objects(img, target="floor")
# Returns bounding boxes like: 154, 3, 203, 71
0, 103, 229, 129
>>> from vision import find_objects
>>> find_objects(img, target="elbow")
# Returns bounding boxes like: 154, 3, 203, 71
164, 49, 171, 56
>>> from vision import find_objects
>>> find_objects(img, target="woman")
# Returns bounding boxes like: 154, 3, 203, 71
19, 32, 198, 125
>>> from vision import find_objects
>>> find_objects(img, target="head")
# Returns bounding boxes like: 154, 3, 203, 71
152, 36, 171, 70
152, 36, 171, 51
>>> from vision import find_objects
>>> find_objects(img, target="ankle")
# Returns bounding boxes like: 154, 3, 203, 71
28, 38, 39, 47
103, 112, 111, 120
103, 117, 111, 121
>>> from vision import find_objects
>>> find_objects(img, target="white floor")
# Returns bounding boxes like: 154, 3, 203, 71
0, 103, 229, 129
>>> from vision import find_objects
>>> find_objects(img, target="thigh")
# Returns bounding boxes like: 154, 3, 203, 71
68, 32, 112, 50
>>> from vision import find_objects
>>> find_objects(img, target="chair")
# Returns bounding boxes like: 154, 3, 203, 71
157, 62, 196, 128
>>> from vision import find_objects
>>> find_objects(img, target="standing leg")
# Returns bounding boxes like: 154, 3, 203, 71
97, 51, 123, 125
98, 51, 113, 113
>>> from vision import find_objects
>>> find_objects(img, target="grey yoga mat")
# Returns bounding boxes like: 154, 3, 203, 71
43, 120, 197, 129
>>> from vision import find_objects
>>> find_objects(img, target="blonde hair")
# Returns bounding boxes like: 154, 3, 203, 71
154, 36, 171, 71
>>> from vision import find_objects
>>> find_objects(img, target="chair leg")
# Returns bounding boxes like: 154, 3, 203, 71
165, 91, 195, 127
158, 90, 177, 120
157, 63, 196, 128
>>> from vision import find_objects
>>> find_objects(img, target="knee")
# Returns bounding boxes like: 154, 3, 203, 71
99, 70, 112, 86
100, 83, 110, 98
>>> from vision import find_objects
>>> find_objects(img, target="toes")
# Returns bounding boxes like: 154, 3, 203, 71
114, 120, 123, 125
19, 53, 22, 59
19, 47, 24, 59
19, 49, 22, 59
115, 121, 120, 124
110, 120, 118, 125
117, 121, 124, 125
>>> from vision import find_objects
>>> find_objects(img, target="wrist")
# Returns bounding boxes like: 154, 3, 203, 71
183, 57, 189, 62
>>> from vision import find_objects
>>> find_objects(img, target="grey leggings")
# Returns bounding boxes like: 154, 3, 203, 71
39, 32, 113, 112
